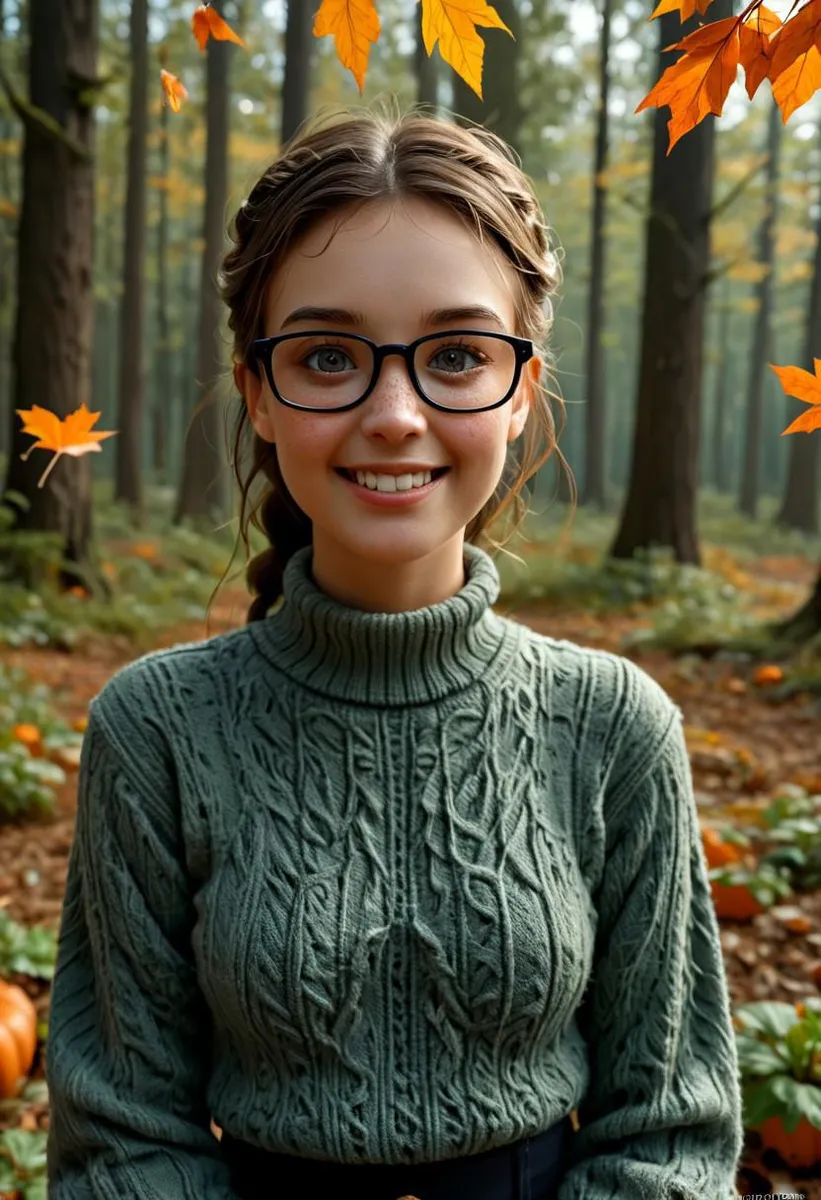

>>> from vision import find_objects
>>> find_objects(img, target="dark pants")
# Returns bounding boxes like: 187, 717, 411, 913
220, 1115, 575, 1200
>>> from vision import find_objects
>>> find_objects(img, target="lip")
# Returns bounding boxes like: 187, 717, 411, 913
337, 465, 448, 475
335, 467, 449, 507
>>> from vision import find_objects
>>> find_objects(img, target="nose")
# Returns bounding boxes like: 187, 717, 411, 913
366, 348, 424, 409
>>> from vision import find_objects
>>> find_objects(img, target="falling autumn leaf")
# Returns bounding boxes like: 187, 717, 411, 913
160, 68, 189, 113
313, 0, 381, 94
313, 0, 513, 99
421, 0, 514, 100
770, 359, 821, 435
16, 402, 117, 489
192, 2, 246, 53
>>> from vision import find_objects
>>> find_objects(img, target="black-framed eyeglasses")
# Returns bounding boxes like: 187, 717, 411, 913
250, 329, 535, 414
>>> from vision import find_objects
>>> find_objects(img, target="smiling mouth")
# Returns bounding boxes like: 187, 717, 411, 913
335, 467, 450, 482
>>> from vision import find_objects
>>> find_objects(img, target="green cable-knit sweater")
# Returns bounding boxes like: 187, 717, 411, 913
45, 541, 744, 1198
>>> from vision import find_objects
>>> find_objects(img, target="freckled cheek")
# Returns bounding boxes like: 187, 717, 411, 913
276, 418, 344, 474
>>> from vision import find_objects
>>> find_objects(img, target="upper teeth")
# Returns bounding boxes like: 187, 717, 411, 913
354, 470, 434, 492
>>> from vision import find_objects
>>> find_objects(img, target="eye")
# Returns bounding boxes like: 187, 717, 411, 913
302, 345, 356, 373
428, 343, 489, 374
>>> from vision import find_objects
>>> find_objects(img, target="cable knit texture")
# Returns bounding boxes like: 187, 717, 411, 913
46, 541, 744, 1199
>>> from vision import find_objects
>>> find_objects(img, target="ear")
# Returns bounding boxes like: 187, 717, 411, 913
508, 354, 541, 443
234, 361, 275, 443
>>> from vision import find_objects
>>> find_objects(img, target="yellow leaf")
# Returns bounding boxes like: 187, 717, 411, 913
313, 0, 381, 94
0, 198, 17, 219
422, 0, 514, 100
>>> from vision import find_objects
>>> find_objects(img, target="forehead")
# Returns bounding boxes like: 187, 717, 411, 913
264, 197, 519, 331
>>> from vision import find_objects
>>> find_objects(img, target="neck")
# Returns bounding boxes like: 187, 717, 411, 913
248, 541, 520, 706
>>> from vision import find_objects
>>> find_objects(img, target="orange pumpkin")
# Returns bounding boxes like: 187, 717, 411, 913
702, 828, 743, 869
0, 982, 38, 1098
754, 1114, 821, 1167
710, 879, 765, 921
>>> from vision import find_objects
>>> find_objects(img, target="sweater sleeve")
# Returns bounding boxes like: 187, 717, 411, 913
557, 695, 745, 1200
45, 695, 239, 1199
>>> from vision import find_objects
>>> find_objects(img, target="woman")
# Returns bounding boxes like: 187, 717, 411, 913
45, 108, 744, 1200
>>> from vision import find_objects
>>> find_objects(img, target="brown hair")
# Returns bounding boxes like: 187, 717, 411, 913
210, 105, 574, 627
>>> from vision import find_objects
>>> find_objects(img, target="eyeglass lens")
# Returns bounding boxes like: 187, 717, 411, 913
269, 333, 517, 410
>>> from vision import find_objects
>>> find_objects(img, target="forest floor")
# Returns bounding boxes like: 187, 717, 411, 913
0, 544, 819, 1197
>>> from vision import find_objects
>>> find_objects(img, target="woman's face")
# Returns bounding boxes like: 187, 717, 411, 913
236, 196, 540, 613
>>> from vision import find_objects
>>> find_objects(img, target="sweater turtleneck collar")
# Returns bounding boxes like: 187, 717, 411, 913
247, 541, 520, 706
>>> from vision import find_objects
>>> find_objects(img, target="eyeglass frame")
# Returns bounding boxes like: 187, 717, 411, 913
250, 329, 536, 415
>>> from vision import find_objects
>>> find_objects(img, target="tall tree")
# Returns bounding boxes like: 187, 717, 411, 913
711, 279, 732, 494
414, 0, 438, 112
280, 0, 312, 145
610, 0, 733, 564
776, 132, 821, 535
113, 0, 149, 523
0, 0, 12, 456
582, 0, 613, 510
173, 14, 233, 530
153, 49, 171, 483
451, 0, 523, 159
739, 97, 781, 518
3, 0, 105, 594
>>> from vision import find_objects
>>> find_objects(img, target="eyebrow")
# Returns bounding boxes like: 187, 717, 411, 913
280, 305, 507, 330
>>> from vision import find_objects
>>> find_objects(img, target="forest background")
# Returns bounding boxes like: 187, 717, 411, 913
0, 2, 820, 1196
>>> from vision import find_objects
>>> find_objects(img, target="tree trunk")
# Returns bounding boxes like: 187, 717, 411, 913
582, 0, 612, 511
114, 0, 149, 524
153, 84, 169, 482
173, 26, 232, 530
774, 566, 821, 642
280, 0, 312, 146
777, 138, 821, 534
711, 278, 731, 493
610, 1, 731, 564
451, 0, 523, 159
414, 1, 438, 112
3, 0, 105, 596
0, 0, 11, 458
739, 96, 781, 518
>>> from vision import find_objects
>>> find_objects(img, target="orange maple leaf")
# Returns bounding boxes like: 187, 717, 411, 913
771, 42, 821, 121
635, 16, 740, 153
191, 3, 245, 53
421, 0, 514, 100
767, 0, 821, 121
16, 403, 117, 489
649, 0, 714, 20
770, 360, 821, 435
313, 0, 381, 94
160, 68, 189, 113
738, 5, 781, 100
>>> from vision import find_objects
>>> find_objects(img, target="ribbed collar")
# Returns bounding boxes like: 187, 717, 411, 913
248, 541, 519, 706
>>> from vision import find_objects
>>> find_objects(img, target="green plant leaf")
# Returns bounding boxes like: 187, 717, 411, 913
742, 1076, 787, 1127
735, 1033, 787, 1077
770, 1075, 821, 1132
734, 1001, 800, 1040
